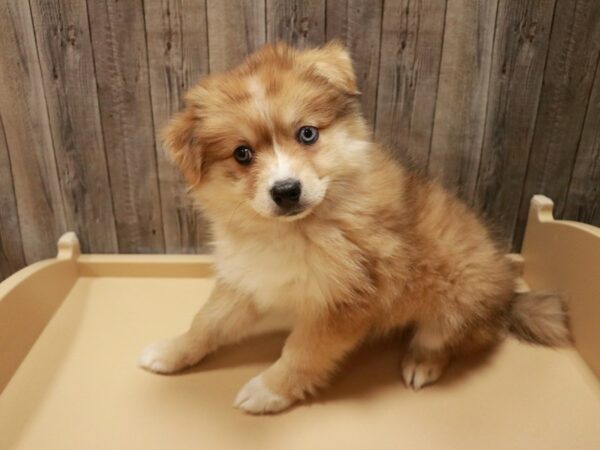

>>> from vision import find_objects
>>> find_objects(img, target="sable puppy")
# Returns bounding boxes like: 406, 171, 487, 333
139, 42, 569, 414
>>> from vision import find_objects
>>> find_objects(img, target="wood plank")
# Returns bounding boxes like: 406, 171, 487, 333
0, 115, 26, 280
428, 0, 499, 203
514, 0, 600, 248
374, 0, 447, 170
206, 0, 266, 72
0, 1, 66, 264
473, 0, 556, 248
29, 0, 118, 254
326, 0, 383, 125
86, 0, 165, 253
144, 0, 211, 253
266, 0, 325, 48
564, 57, 600, 227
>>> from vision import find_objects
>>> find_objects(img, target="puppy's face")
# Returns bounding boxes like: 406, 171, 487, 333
164, 43, 368, 222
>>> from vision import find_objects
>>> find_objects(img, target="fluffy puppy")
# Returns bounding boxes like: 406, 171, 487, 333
139, 42, 569, 414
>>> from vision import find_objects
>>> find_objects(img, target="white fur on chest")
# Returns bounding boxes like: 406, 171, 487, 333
214, 226, 354, 313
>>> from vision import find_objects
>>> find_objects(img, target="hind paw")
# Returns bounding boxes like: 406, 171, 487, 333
402, 354, 447, 390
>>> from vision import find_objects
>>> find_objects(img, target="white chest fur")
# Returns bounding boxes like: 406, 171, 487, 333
214, 224, 360, 313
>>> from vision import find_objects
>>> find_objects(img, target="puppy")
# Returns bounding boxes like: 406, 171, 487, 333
139, 42, 569, 414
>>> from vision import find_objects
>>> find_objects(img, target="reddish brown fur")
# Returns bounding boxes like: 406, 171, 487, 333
144, 42, 569, 414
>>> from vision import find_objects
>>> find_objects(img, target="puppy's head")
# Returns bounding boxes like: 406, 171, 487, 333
164, 42, 370, 222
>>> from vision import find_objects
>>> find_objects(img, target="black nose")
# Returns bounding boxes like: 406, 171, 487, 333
270, 179, 302, 209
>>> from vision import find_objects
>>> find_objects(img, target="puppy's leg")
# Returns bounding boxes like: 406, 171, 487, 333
234, 312, 370, 414
139, 282, 257, 374
402, 321, 452, 390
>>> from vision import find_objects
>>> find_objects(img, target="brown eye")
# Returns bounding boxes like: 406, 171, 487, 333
297, 126, 319, 145
233, 146, 253, 165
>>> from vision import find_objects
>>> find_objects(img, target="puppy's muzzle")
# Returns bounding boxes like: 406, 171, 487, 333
270, 179, 302, 214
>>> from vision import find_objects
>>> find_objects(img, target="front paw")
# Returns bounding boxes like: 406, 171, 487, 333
233, 374, 293, 414
138, 336, 205, 374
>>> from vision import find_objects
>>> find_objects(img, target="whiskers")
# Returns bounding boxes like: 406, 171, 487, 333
225, 199, 247, 233
224, 198, 265, 233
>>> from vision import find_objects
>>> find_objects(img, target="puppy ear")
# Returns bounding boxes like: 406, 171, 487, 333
162, 107, 203, 188
299, 40, 359, 95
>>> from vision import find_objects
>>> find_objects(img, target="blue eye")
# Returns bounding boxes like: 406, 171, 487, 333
297, 126, 319, 145
233, 146, 253, 165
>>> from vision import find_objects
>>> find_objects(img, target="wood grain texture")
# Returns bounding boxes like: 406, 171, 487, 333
29, 0, 118, 254
326, 0, 383, 125
206, 0, 266, 72
87, 0, 165, 253
564, 57, 600, 226
1, 0, 600, 279
473, 0, 556, 247
374, 0, 446, 170
428, 0, 499, 203
514, 0, 600, 248
144, 0, 211, 253
266, 0, 325, 48
0, 1, 66, 263
0, 115, 26, 280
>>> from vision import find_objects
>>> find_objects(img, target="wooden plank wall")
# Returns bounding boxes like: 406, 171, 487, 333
0, 0, 599, 280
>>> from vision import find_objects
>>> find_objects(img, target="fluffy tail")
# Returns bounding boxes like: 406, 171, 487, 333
508, 291, 571, 346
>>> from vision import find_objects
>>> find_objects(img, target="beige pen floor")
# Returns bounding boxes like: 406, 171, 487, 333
1, 272, 599, 450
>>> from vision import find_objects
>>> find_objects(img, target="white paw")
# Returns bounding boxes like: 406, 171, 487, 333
138, 337, 204, 374
234, 374, 293, 414
402, 356, 445, 390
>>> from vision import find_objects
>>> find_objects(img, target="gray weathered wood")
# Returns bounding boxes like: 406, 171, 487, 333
87, 0, 165, 253
206, 0, 266, 72
564, 57, 600, 226
266, 0, 325, 48
0, 1, 66, 263
514, 0, 600, 248
428, 0, 499, 203
374, 0, 447, 170
29, 0, 118, 254
326, 0, 383, 125
144, 0, 212, 253
0, 115, 26, 280
1, 0, 600, 280
474, 0, 556, 248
